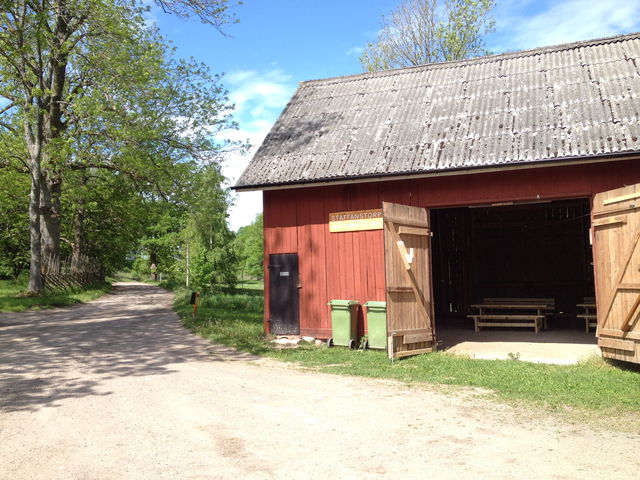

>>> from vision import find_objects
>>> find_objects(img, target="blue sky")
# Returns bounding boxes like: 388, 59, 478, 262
149, 0, 640, 230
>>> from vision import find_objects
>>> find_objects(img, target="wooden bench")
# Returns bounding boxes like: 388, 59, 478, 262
468, 298, 555, 334
484, 298, 555, 329
577, 297, 597, 333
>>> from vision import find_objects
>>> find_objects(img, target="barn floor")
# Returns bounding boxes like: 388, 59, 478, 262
437, 325, 599, 364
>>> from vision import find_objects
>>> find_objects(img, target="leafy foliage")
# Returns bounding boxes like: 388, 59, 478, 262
182, 166, 239, 290
0, 168, 29, 279
360, 0, 496, 72
235, 213, 263, 279
0, 0, 245, 292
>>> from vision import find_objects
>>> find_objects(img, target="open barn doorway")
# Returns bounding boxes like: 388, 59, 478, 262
429, 198, 598, 360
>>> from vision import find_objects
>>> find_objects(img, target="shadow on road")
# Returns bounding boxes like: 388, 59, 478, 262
0, 283, 258, 413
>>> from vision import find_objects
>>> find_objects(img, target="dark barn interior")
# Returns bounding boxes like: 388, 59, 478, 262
431, 198, 594, 330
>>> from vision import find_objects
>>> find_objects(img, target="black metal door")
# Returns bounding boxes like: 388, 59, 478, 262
268, 254, 300, 335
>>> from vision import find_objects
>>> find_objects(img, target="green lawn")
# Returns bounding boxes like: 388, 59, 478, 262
174, 286, 640, 424
0, 278, 111, 312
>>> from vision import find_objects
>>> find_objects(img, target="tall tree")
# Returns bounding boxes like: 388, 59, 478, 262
235, 213, 263, 279
0, 0, 241, 293
182, 165, 238, 290
360, 0, 496, 72
0, 1, 137, 292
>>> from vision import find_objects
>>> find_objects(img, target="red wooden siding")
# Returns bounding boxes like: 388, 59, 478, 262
263, 158, 640, 338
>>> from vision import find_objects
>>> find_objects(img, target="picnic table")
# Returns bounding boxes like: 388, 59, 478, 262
577, 298, 597, 333
468, 298, 554, 333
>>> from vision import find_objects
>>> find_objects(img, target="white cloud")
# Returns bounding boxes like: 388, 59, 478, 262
219, 69, 297, 231
346, 46, 365, 56
226, 69, 294, 117
489, 0, 640, 53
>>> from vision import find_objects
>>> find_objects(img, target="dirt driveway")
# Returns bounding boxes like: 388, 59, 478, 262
1, 282, 639, 479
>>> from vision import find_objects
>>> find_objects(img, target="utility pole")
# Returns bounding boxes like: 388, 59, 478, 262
186, 242, 190, 287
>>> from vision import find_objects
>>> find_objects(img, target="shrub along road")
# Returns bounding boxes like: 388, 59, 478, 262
1, 282, 639, 479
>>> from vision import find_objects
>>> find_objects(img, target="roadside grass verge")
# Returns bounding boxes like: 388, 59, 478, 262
173, 287, 640, 420
0, 278, 111, 313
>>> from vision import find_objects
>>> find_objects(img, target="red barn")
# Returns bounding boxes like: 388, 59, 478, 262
234, 33, 640, 363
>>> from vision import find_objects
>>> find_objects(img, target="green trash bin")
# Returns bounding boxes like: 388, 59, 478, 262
327, 300, 360, 349
364, 301, 387, 350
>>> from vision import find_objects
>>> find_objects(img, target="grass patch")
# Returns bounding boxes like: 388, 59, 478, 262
173, 287, 640, 419
0, 278, 111, 313
176, 286, 269, 354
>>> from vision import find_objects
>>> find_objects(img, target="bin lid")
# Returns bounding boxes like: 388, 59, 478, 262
364, 301, 387, 309
327, 299, 360, 306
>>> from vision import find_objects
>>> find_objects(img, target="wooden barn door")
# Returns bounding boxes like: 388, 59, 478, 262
592, 183, 640, 363
383, 202, 436, 359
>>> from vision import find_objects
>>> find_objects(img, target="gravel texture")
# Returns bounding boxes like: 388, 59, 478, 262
1, 282, 639, 479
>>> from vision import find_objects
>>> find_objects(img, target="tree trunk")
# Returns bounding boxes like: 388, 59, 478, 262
39, 2, 70, 271
25, 122, 43, 294
40, 168, 62, 265
71, 177, 86, 274
27, 165, 43, 294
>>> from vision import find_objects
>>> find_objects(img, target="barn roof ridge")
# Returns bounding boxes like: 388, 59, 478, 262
235, 31, 640, 191
299, 31, 640, 86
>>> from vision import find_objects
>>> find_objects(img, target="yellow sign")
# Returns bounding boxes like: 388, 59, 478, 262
329, 209, 383, 232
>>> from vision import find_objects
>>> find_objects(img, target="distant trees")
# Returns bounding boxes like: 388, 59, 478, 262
360, 0, 496, 72
0, 0, 243, 292
235, 213, 264, 280
182, 166, 239, 289
0, 160, 29, 279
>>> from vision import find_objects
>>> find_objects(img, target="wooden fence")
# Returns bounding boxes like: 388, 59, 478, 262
41, 254, 104, 292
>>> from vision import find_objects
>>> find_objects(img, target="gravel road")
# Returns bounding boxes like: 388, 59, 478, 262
1, 282, 639, 479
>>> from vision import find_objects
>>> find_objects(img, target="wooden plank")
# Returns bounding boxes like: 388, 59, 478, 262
592, 203, 639, 217
468, 315, 544, 320
471, 304, 549, 309
484, 297, 555, 302
311, 197, 329, 332
398, 225, 431, 236
341, 221, 356, 300
388, 328, 432, 336
603, 191, 640, 205
403, 333, 432, 344
619, 294, 640, 332
296, 192, 312, 332
395, 239, 412, 270
323, 186, 345, 321
384, 214, 430, 228
476, 322, 540, 328
598, 337, 636, 352
387, 286, 413, 292
483, 297, 555, 305
592, 216, 627, 228
598, 329, 640, 340
394, 347, 434, 358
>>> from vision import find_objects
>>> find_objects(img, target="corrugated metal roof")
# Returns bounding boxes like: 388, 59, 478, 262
235, 33, 640, 190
